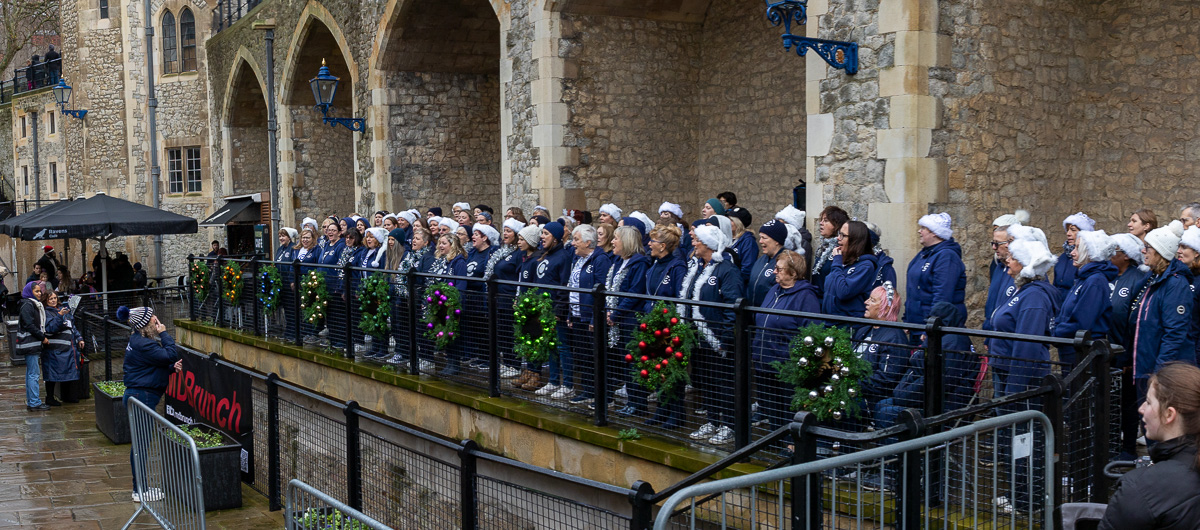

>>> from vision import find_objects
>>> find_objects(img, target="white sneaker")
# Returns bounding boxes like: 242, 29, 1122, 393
364, 336, 373, 344
550, 386, 575, 400
353, 344, 368, 355
614, 384, 628, 399
708, 426, 734, 445
689, 422, 717, 440
535, 384, 559, 396
419, 360, 436, 373
752, 401, 759, 413
132, 488, 164, 503
389, 337, 396, 348
499, 366, 520, 379
388, 354, 406, 364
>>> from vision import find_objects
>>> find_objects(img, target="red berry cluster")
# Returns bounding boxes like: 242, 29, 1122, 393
625, 308, 686, 380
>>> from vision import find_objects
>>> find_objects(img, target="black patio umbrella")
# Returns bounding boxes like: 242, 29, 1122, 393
0, 199, 77, 236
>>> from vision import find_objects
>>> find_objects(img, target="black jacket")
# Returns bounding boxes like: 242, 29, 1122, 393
1100, 437, 1200, 530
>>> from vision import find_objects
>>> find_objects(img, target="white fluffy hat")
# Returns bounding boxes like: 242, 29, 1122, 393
712, 215, 733, 246
693, 225, 727, 261
1062, 212, 1096, 232
1110, 233, 1145, 264
439, 218, 460, 234
630, 211, 655, 232
301, 217, 319, 232
365, 227, 390, 267
1007, 224, 1048, 248
784, 223, 805, 254
993, 210, 1031, 228
1076, 229, 1117, 263
473, 223, 500, 247
658, 202, 683, 219
453, 202, 470, 211
775, 205, 806, 228
599, 203, 623, 220
398, 210, 418, 224
1008, 239, 1058, 279
1181, 226, 1200, 254
918, 212, 953, 240
1146, 220, 1185, 261
502, 218, 525, 236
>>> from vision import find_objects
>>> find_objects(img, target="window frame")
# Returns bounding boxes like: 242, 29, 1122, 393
186, 147, 202, 192
50, 162, 58, 194
162, 10, 178, 75
180, 8, 197, 72
99, 0, 108, 18
48, 111, 55, 134
22, 166, 29, 196
167, 147, 184, 194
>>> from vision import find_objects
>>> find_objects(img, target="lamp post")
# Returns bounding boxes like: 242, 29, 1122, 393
309, 60, 364, 132
51, 80, 89, 119
254, 20, 281, 241
764, 0, 859, 75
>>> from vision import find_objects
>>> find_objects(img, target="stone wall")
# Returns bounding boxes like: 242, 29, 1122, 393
501, 0, 540, 210
386, 71, 501, 210
288, 106, 356, 217
0, 106, 11, 198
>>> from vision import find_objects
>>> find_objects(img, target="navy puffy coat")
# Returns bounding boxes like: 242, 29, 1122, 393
1132, 259, 1196, 379
42, 308, 82, 382
123, 331, 181, 393
732, 232, 759, 285
644, 254, 686, 310
1109, 265, 1149, 365
990, 279, 1061, 392
821, 253, 879, 318
903, 239, 967, 325
1053, 261, 1117, 366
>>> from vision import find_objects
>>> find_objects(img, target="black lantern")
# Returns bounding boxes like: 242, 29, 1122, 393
52, 79, 89, 119
309, 59, 363, 132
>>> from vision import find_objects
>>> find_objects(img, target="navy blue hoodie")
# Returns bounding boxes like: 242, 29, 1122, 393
821, 253, 879, 318
605, 253, 649, 321
747, 248, 781, 307
1133, 259, 1196, 379
464, 245, 495, 291
732, 232, 759, 285
983, 260, 1016, 331
643, 254, 686, 311
1053, 260, 1117, 367
532, 243, 573, 319
493, 249, 526, 297
873, 251, 897, 289
318, 238, 345, 290
853, 326, 911, 405
990, 279, 1061, 392
1053, 244, 1079, 300
752, 281, 820, 366
1109, 265, 1150, 365
903, 238, 967, 325
569, 249, 611, 323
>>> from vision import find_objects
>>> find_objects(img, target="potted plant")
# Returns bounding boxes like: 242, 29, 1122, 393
93, 381, 130, 444
173, 423, 244, 511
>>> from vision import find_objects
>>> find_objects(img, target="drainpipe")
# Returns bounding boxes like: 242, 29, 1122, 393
143, 0, 163, 277
255, 20, 281, 241
31, 111, 40, 204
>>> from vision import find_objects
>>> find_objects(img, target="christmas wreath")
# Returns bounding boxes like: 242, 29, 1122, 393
259, 265, 283, 313
625, 301, 697, 404
358, 273, 391, 338
190, 260, 211, 302
771, 323, 872, 421
512, 289, 557, 364
421, 281, 461, 350
221, 261, 243, 306
300, 270, 329, 325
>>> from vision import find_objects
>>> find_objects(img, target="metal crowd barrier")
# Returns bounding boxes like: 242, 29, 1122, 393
124, 397, 207, 530
286, 479, 390, 530
654, 410, 1055, 530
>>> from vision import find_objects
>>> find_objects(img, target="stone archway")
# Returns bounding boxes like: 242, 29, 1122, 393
279, 9, 359, 219
222, 58, 270, 196
373, 0, 502, 212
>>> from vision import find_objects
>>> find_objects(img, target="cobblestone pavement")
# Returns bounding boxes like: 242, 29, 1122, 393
0, 360, 284, 528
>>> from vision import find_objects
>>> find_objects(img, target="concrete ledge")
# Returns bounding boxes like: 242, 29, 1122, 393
176, 320, 766, 490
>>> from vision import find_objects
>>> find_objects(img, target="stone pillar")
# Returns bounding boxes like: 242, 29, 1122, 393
805, 0, 948, 291
527, 6, 578, 215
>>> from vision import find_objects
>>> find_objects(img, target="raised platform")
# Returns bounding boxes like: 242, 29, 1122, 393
175, 320, 765, 492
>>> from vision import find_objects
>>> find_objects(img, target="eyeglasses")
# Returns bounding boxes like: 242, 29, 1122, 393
649, 239, 662, 244
837, 232, 848, 239
990, 240, 1011, 248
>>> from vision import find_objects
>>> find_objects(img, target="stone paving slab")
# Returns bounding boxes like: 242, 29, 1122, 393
0, 361, 285, 529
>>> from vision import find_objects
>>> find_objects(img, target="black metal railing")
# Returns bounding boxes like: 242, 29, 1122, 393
1, 57, 62, 104
211, 0, 262, 33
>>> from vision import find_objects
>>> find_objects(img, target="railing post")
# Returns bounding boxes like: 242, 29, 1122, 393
627, 480, 655, 530
923, 315, 945, 418
486, 277, 500, 398
407, 269, 420, 374
1090, 341, 1113, 502
344, 400, 362, 511
266, 373, 281, 511
343, 263, 354, 358
103, 316, 112, 381
215, 257, 225, 326
592, 283, 608, 427
292, 258, 302, 346
1042, 373, 1065, 515
789, 411, 819, 530
187, 255, 197, 321
732, 298, 751, 449
896, 409, 927, 530
251, 256, 261, 336
458, 440, 479, 530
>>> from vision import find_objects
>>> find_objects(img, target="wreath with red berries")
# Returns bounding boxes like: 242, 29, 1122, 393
625, 301, 698, 404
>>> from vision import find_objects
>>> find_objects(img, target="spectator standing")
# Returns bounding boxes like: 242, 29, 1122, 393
903, 213, 966, 335
44, 45, 61, 84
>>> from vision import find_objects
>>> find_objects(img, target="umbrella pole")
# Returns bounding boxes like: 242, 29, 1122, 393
100, 238, 109, 315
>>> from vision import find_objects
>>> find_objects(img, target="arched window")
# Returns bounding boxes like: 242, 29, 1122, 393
180, 8, 196, 72
162, 10, 177, 74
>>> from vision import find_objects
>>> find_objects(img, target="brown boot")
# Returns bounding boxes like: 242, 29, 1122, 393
511, 370, 532, 388
520, 373, 542, 391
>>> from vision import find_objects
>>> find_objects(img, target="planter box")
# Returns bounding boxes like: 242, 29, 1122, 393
93, 382, 130, 444
185, 423, 243, 511
62, 360, 91, 402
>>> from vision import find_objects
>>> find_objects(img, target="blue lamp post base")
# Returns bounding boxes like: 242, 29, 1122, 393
63, 109, 89, 119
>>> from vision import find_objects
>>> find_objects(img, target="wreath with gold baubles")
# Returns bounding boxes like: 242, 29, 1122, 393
513, 288, 557, 364
625, 302, 698, 404
300, 270, 329, 325
421, 281, 461, 350
221, 261, 243, 306
358, 273, 391, 339
190, 260, 211, 302
772, 323, 872, 421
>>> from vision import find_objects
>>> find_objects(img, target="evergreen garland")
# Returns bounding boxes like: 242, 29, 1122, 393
190, 260, 211, 302
300, 270, 330, 325
625, 301, 698, 404
259, 265, 283, 313
221, 261, 243, 306
512, 288, 557, 364
771, 323, 872, 421
421, 281, 461, 350
358, 273, 392, 338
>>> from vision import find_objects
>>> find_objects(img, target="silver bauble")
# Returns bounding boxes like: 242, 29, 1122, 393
823, 385, 834, 393
803, 336, 815, 346
831, 374, 841, 382
808, 390, 820, 399
832, 410, 843, 420
798, 357, 809, 367
840, 400, 847, 408
847, 388, 857, 397
840, 366, 850, 376
833, 357, 842, 365
815, 347, 824, 356
824, 336, 835, 347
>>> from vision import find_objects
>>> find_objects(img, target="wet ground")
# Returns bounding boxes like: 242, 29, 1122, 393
0, 360, 284, 528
